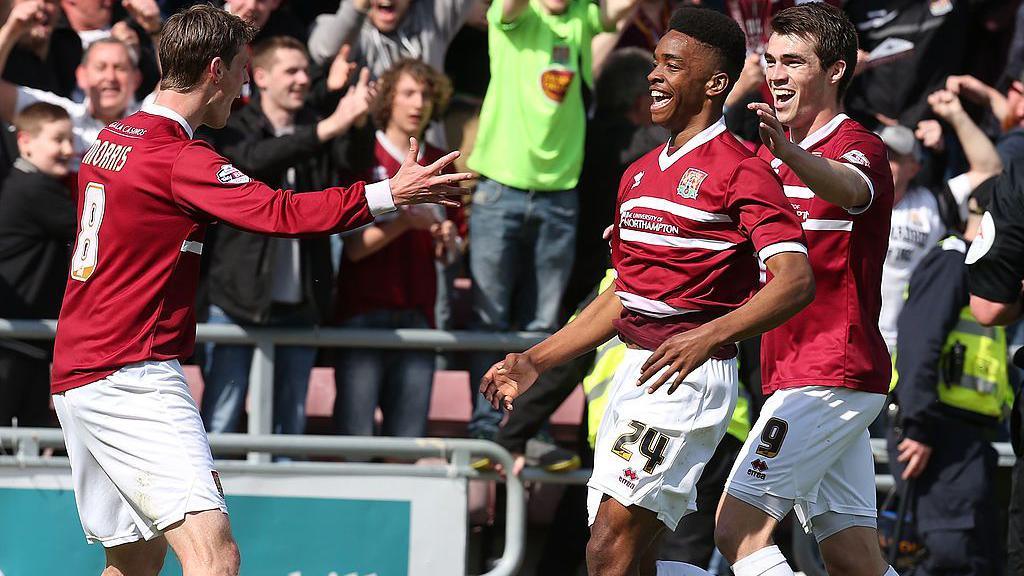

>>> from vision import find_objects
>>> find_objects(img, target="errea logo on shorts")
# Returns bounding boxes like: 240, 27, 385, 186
747, 459, 768, 480
619, 467, 639, 490
217, 164, 251, 185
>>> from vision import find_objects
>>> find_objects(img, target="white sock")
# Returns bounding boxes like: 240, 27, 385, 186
731, 545, 795, 576
882, 566, 899, 576
656, 560, 713, 575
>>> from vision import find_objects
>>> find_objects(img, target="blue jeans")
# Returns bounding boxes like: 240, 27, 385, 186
200, 305, 318, 435
333, 309, 435, 437
468, 178, 578, 435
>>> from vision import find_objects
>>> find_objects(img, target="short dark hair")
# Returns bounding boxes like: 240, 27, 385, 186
251, 36, 308, 71
667, 6, 746, 88
14, 102, 71, 136
771, 3, 859, 100
370, 59, 452, 130
596, 47, 652, 118
158, 4, 258, 92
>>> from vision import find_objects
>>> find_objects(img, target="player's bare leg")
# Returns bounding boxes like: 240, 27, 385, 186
163, 509, 240, 576
817, 526, 889, 576
714, 494, 780, 563
588, 495, 665, 576
102, 537, 167, 576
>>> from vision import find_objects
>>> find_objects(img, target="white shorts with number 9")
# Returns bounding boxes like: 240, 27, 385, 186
724, 386, 886, 535
587, 348, 737, 530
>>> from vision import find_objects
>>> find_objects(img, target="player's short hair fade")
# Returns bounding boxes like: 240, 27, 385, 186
158, 4, 258, 92
251, 36, 308, 71
771, 3, 859, 100
667, 6, 746, 88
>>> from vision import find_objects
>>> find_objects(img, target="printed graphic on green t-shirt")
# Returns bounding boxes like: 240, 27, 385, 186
467, 0, 611, 191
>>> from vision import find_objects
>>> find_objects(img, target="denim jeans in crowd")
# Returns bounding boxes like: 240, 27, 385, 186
201, 304, 318, 435
333, 309, 435, 437
468, 178, 578, 436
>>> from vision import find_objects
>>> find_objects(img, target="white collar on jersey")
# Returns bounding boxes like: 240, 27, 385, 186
140, 102, 195, 139
793, 113, 849, 150
659, 117, 728, 171
376, 130, 425, 164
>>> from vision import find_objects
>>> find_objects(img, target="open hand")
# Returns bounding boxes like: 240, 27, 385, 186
480, 353, 540, 411
637, 328, 719, 394
748, 102, 793, 160
326, 44, 357, 92
389, 138, 473, 208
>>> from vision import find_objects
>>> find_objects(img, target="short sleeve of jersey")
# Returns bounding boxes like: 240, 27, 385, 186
830, 128, 890, 215
968, 171, 1024, 303
729, 157, 807, 262
170, 141, 374, 236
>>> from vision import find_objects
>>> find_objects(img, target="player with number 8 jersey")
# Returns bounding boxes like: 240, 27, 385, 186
48, 6, 470, 570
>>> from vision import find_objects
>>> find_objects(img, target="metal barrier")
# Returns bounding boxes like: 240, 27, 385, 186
0, 318, 546, 462
0, 427, 525, 576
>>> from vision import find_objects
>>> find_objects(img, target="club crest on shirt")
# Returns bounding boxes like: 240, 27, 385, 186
216, 164, 251, 185
841, 150, 870, 167
540, 67, 575, 103
677, 168, 708, 200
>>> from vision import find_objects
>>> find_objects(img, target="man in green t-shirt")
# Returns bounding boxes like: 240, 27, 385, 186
466, 0, 637, 441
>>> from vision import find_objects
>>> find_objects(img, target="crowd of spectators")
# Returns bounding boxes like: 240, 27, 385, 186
0, 0, 1023, 569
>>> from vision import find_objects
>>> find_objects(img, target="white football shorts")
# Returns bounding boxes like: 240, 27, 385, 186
53, 360, 227, 547
587, 348, 737, 530
724, 386, 886, 536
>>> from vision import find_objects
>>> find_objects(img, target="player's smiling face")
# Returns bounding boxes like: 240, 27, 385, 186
764, 32, 845, 129
648, 31, 717, 130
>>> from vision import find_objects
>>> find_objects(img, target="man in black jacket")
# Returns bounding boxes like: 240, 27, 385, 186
0, 102, 76, 427
200, 35, 375, 436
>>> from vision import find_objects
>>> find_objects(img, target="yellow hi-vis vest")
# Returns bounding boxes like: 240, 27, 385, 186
580, 269, 751, 448
937, 307, 1013, 419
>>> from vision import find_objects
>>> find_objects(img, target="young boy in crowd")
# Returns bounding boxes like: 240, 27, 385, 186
0, 101, 77, 427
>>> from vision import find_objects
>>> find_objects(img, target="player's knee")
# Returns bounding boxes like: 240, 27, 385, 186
213, 539, 241, 576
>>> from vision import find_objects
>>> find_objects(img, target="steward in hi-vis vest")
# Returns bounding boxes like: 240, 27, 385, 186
890, 233, 1010, 575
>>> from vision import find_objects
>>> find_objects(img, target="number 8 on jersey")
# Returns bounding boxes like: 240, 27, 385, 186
71, 182, 106, 282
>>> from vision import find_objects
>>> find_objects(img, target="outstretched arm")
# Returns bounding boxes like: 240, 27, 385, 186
750, 102, 871, 210
639, 251, 814, 393
480, 285, 622, 410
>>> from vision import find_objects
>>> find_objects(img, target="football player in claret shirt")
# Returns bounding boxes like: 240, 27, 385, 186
481, 7, 814, 575
49, 5, 470, 574
715, 5, 899, 576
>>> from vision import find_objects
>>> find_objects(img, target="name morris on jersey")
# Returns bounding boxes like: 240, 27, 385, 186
81, 139, 132, 172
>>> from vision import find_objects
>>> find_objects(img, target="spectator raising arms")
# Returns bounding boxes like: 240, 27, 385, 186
307, 0, 478, 76
333, 58, 462, 439
201, 36, 376, 437
0, 102, 76, 429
